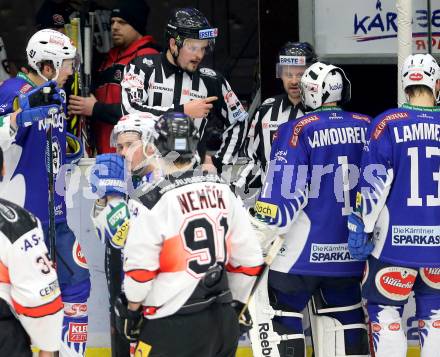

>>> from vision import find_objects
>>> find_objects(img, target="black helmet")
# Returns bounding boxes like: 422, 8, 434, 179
165, 8, 217, 49
278, 42, 318, 66
154, 112, 200, 160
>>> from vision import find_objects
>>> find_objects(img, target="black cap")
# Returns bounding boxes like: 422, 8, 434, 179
112, 0, 150, 35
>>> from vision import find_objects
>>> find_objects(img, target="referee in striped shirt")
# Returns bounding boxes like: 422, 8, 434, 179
235, 42, 318, 199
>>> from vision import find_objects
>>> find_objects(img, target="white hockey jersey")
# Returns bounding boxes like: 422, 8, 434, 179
0, 198, 63, 351
123, 171, 264, 319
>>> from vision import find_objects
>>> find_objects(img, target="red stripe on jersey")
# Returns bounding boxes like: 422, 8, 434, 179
13, 296, 63, 318
160, 235, 192, 272
0, 262, 10, 283
126, 269, 158, 283
226, 263, 263, 276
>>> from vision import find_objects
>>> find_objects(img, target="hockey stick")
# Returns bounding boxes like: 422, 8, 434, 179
43, 86, 57, 264
238, 234, 285, 324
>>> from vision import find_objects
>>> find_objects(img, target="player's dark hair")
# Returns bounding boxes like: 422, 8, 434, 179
405, 85, 434, 100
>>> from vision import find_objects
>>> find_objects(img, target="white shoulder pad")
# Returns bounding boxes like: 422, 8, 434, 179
199, 67, 217, 77
262, 97, 276, 106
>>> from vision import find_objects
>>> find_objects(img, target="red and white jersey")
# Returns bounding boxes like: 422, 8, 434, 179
0, 198, 63, 351
124, 171, 264, 319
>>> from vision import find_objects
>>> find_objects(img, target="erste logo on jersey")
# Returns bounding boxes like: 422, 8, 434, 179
420, 267, 440, 289
290, 115, 319, 147
375, 266, 417, 300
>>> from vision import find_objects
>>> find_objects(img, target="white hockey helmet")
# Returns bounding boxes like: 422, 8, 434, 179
300, 62, 351, 110
26, 29, 77, 81
401, 53, 440, 99
110, 112, 159, 149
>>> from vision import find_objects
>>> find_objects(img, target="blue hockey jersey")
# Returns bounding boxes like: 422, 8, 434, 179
0, 73, 68, 224
256, 107, 371, 276
359, 104, 440, 268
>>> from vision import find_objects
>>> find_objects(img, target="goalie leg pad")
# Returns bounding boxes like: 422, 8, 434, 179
414, 284, 440, 357
248, 271, 306, 357
367, 303, 406, 357
309, 278, 369, 357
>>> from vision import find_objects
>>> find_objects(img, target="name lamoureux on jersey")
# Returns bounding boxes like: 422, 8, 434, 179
0, 74, 68, 224
0, 198, 63, 351
120, 53, 248, 168
359, 104, 440, 268
256, 107, 371, 277
123, 171, 263, 318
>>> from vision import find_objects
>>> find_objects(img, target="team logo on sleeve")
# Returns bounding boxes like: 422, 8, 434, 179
290, 115, 319, 147
255, 201, 278, 218
375, 266, 417, 301
419, 267, 440, 289
72, 240, 88, 269
0, 203, 17, 222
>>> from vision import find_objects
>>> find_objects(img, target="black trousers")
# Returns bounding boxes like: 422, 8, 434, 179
105, 242, 131, 357
0, 299, 32, 357
135, 303, 240, 357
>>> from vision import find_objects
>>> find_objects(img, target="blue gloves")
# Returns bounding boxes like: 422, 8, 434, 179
16, 81, 62, 128
90, 154, 127, 198
347, 213, 374, 261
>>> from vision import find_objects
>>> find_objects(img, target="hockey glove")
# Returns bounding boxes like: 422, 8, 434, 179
248, 207, 278, 254
90, 154, 127, 198
347, 213, 374, 261
231, 300, 252, 336
90, 197, 130, 248
114, 294, 143, 342
16, 81, 63, 127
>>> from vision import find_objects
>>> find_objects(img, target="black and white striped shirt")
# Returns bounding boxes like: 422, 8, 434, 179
121, 53, 248, 171
236, 94, 305, 191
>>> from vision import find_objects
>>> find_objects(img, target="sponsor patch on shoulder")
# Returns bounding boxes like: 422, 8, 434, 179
373, 111, 408, 140
352, 113, 370, 123
290, 115, 320, 147
262, 97, 276, 105
255, 201, 278, 218
199, 67, 217, 76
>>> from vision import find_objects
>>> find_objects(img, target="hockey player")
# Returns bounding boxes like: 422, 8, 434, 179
0, 29, 90, 357
121, 7, 249, 174
250, 62, 370, 357
90, 112, 158, 357
348, 53, 440, 357
0, 145, 63, 357
110, 112, 263, 356
235, 42, 317, 196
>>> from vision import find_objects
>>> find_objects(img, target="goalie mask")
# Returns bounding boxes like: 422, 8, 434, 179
401, 53, 440, 100
154, 112, 199, 161
276, 41, 317, 79
300, 62, 351, 110
26, 29, 78, 81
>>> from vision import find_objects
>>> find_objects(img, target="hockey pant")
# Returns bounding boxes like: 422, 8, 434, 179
105, 239, 131, 357
362, 256, 440, 357
268, 271, 369, 357
135, 302, 240, 357
0, 298, 32, 357
43, 221, 90, 357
